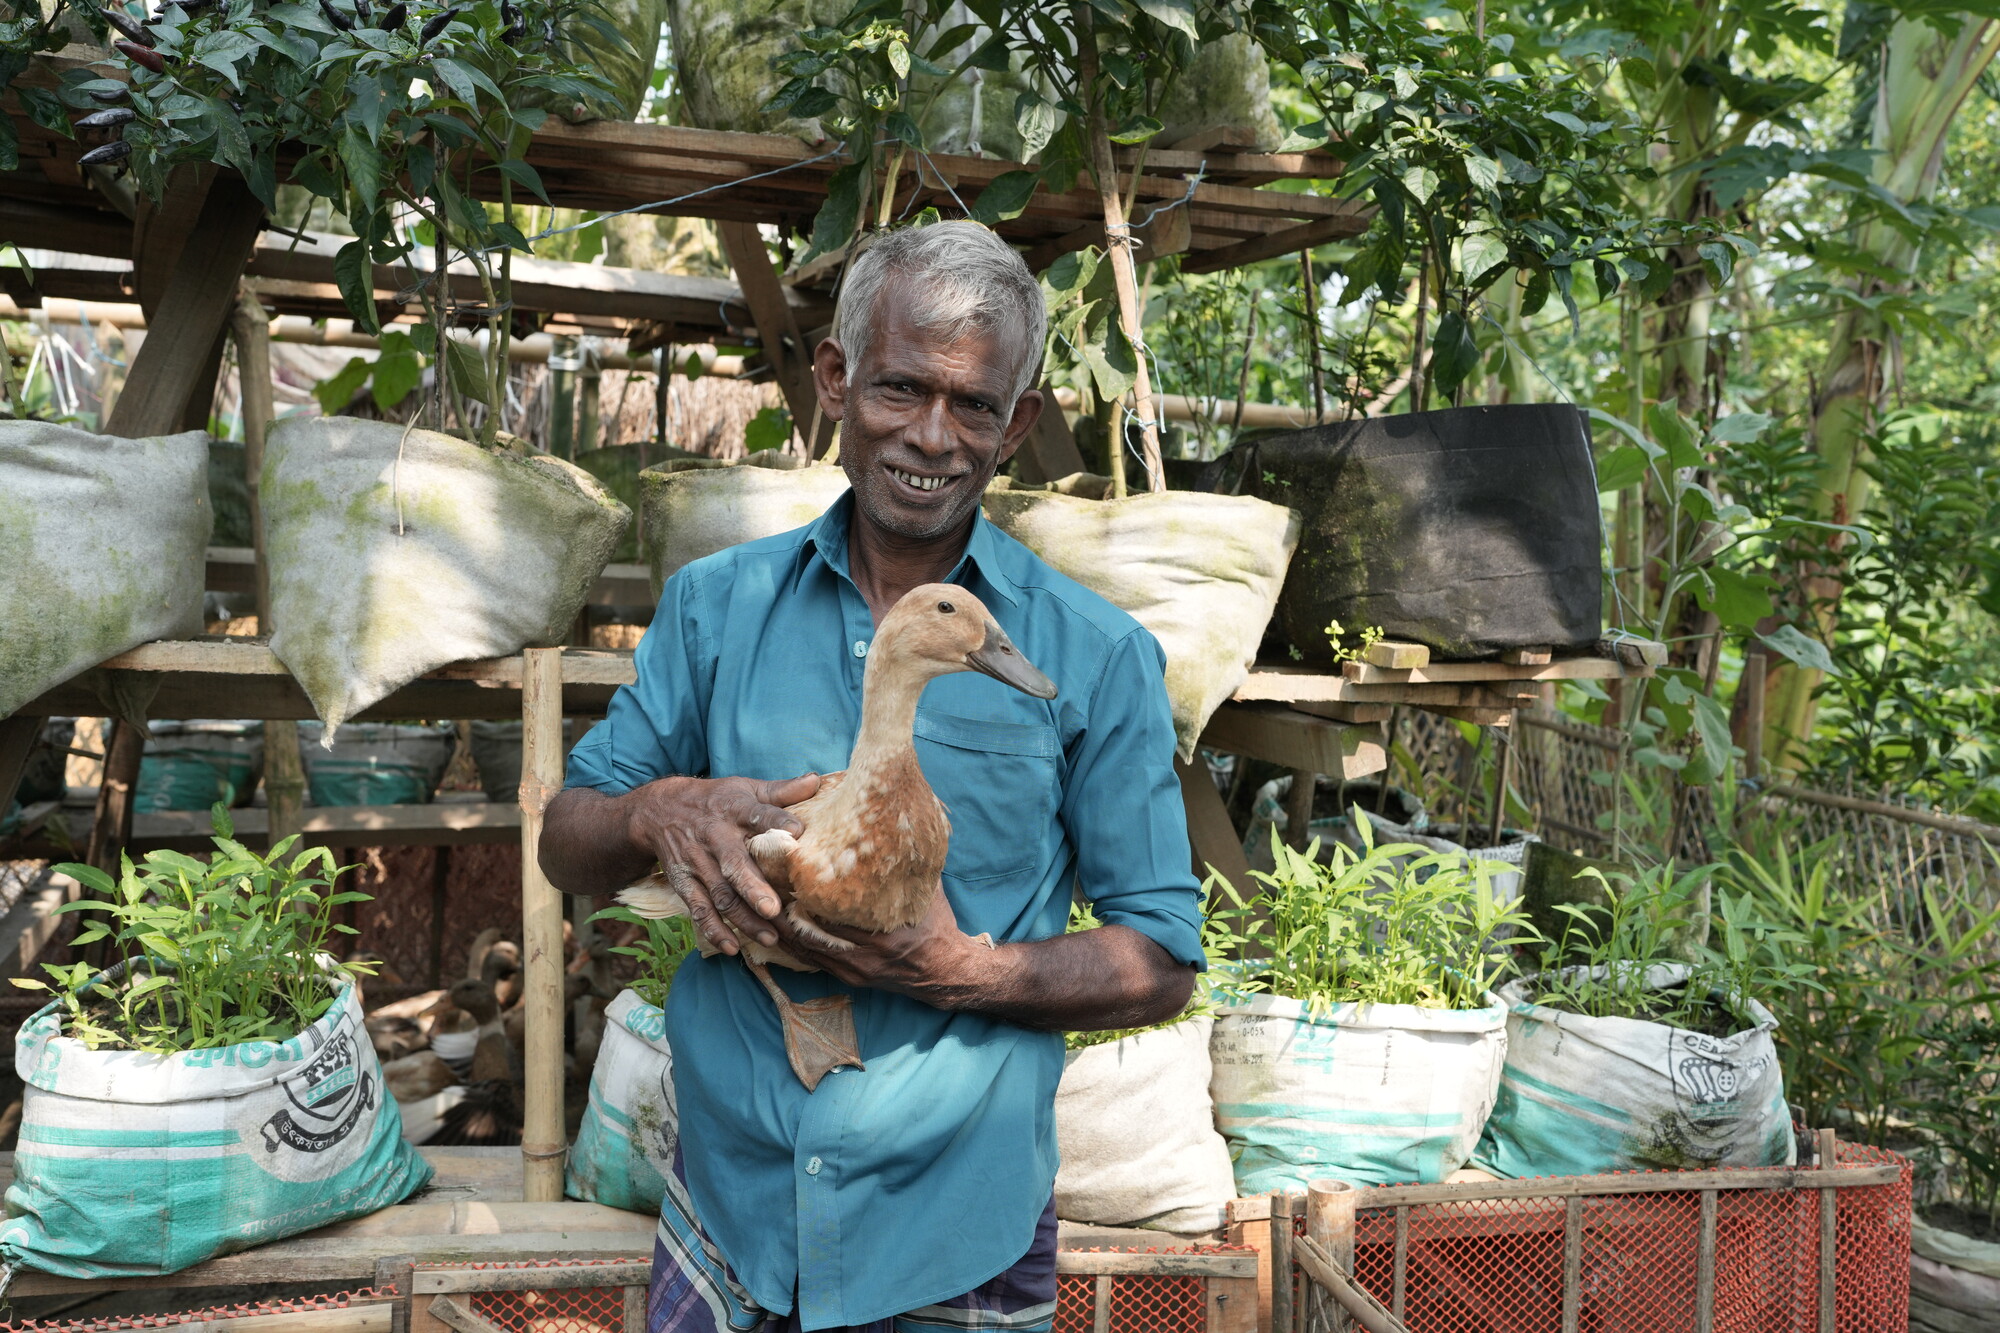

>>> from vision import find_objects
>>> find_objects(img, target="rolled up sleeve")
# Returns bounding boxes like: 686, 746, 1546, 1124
565, 568, 715, 795
1059, 629, 1205, 969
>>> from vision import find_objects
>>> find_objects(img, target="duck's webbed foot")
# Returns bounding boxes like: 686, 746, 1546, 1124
742, 957, 864, 1092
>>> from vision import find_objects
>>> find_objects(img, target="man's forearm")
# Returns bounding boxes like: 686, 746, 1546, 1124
540, 786, 653, 896
921, 923, 1195, 1032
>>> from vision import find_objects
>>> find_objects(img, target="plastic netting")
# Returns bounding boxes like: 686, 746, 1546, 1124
469, 1284, 629, 1333
1289, 1141, 1910, 1333
1053, 1246, 1256, 1333
13, 1286, 399, 1331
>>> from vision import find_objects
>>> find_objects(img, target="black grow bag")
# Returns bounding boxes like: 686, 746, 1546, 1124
1203, 404, 1603, 662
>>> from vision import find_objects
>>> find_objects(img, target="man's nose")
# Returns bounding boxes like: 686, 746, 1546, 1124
907, 395, 954, 458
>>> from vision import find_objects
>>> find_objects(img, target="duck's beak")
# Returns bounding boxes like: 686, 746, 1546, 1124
966, 621, 1058, 699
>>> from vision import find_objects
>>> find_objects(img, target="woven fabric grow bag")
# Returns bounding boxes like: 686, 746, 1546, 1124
565, 989, 677, 1214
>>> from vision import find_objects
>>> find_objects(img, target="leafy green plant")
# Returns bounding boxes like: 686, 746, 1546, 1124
70, 0, 617, 443
1913, 1013, 2000, 1234
1526, 860, 1819, 1036
10, 806, 372, 1052
1061, 900, 1222, 1050
588, 901, 696, 1010
1210, 816, 1532, 1014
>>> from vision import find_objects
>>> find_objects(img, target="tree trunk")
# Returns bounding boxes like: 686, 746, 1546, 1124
1763, 13, 2000, 771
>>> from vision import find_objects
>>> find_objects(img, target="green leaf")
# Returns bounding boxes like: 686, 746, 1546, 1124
1080, 320, 1138, 402
1108, 114, 1163, 145
493, 157, 549, 205
1276, 121, 1329, 153
886, 37, 909, 80
1698, 240, 1735, 287
1042, 246, 1097, 292
1015, 93, 1059, 160
970, 168, 1040, 224
331, 240, 380, 335
371, 346, 422, 410
967, 32, 1011, 72
800, 162, 863, 263
347, 72, 392, 143
1689, 691, 1736, 771
744, 405, 792, 453
1130, 0, 1198, 39
884, 110, 924, 148
442, 335, 492, 409
1458, 232, 1506, 284
1697, 568, 1775, 631
1759, 625, 1839, 676
1595, 444, 1647, 493
1709, 411, 1773, 444
1644, 403, 1703, 469
1462, 150, 1500, 192
1401, 165, 1438, 204
337, 127, 383, 211
203, 99, 251, 173
1427, 309, 1480, 396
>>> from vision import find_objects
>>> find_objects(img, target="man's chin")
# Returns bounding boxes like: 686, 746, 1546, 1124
853, 487, 981, 542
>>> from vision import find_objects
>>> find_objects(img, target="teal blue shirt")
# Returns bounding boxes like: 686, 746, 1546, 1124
564, 493, 1204, 1329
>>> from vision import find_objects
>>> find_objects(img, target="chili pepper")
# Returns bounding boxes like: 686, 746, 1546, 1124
417, 5, 458, 43
102, 8, 154, 45
88, 86, 132, 103
79, 140, 134, 165
319, 0, 353, 28
379, 1, 406, 26
498, 18, 523, 42
115, 39, 166, 73
77, 107, 138, 128
354, 0, 371, 22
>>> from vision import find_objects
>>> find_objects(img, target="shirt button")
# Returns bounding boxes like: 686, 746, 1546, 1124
852, 640, 869, 658
805, 1156, 823, 1176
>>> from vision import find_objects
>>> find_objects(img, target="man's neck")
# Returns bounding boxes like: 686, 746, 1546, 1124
848, 512, 975, 625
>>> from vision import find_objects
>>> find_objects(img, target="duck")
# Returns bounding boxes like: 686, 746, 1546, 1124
425, 977, 522, 1146
618, 583, 1056, 1091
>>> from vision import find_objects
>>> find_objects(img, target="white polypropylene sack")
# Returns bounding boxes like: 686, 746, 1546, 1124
1472, 964, 1795, 1178
0, 973, 432, 1278
980, 490, 1300, 760
1913, 1220, 2000, 1333
262, 419, 629, 739
641, 457, 852, 595
0, 421, 210, 718
1210, 992, 1507, 1190
1055, 1016, 1236, 1234
565, 989, 677, 1213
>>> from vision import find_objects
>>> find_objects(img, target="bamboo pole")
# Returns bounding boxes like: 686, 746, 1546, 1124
1076, 4, 1163, 496
1306, 1179, 1358, 1333
229, 291, 305, 846
519, 646, 567, 1201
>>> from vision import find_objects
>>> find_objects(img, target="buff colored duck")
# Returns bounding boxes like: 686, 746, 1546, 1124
618, 583, 1057, 1090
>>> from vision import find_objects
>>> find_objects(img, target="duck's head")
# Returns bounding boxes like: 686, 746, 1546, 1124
876, 583, 1057, 699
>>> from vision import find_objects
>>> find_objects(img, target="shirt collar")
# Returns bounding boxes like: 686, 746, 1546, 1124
796, 489, 1021, 609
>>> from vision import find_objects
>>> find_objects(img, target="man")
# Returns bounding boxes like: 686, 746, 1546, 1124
540, 221, 1203, 1333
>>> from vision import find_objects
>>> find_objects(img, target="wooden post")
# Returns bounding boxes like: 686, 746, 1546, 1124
1075, 2, 1162, 496
229, 291, 306, 847
1389, 1207, 1408, 1323
85, 719, 144, 878
520, 647, 567, 1201
1486, 716, 1516, 846
1306, 1179, 1357, 1333
1560, 1196, 1582, 1333
0, 716, 43, 825
1270, 1193, 1300, 1333
1285, 770, 1317, 852
107, 174, 264, 439
1694, 1188, 1717, 1333
1090, 1274, 1112, 1333
1817, 1127, 1838, 1333
716, 221, 833, 457
577, 339, 601, 454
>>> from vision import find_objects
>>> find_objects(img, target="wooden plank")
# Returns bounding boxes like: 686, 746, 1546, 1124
1357, 1163, 1898, 1208
1020, 379, 1088, 482
207, 549, 657, 609
176, 1305, 396, 1333
132, 802, 522, 849
1090, 1274, 1112, 1333
0, 196, 131, 257
1500, 647, 1553, 666
427, 1296, 507, 1333
1179, 212, 1372, 275
107, 173, 263, 438
1209, 1274, 1260, 1333
84, 718, 143, 876
1695, 1189, 1717, 1333
624, 1285, 646, 1333
0, 869, 81, 982
1293, 701, 1391, 725
0, 714, 41, 818
1817, 1128, 1837, 1333
88, 639, 638, 686
1292, 1234, 1408, 1333
1364, 641, 1429, 670
13, 673, 621, 723
1595, 637, 1670, 668
1177, 752, 1252, 898
1270, 1195, 1299, 1333
1057, 1252, 1258, 1278
520, 647, 567, 1202
413, 1262, 653, 1293
1420, 706, 1514, 726
1342, 659, 1635, 685
1200, 703, 1385, 780
1390, 1208, 1408, 1322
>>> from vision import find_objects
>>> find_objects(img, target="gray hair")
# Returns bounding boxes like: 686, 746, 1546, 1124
833, 221, 1048, 405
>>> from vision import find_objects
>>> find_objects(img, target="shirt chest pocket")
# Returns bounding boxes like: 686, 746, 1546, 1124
912, 710, 1060, 884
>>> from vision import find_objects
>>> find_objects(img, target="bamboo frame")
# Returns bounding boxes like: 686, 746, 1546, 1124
519, 647, 568, 1202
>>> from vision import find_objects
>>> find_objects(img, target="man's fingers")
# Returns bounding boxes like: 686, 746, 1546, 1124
688, 843, 779, 949
749, 773, 819, 833
666, 862, 737, 956
715, 841, 783, 921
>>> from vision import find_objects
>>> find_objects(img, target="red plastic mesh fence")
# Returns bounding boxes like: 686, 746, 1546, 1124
468, 1285, 628, 1333
1053, 1246, 1254, 1333
14, 1287, 399, 1332
1290, 1141, 1910, 1333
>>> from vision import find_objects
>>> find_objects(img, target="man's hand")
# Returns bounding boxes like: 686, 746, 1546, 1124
765, 885, 1195, 1032
626, 774, 820, 955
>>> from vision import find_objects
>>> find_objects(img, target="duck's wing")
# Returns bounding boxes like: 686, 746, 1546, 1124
616, 873, 818, 972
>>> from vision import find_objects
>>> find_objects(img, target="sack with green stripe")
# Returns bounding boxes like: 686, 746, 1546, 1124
566, 989, 677, 1213
1208, 993, 1508, 1190
1471, 965, 1794, 1178
1, 975, 433, 1279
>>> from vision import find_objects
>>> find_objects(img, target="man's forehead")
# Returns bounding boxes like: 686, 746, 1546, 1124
862, 313, 1021, 390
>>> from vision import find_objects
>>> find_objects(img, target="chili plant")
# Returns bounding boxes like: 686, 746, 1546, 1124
1209, 815, 1533, 1014
11, 806, 373, 1052
65, 0, 618, 443
587, 901, 696, 1010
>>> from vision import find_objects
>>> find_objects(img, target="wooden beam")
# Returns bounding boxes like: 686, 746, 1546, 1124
1177, 753, 1251, 898
1019, 379, 1087, 482
106, 172, 264, 438
0, 715, 42, 821
84, 718, 143, 877
131, 801, 522, 849
716, 221, 832, 456
0, 197, 131, 257
519, 647, 567, 1202
0, 869, 82, 982
1180, 211, 1374, 275
1056, 1251, 1258, 1278
1200, 703, 1386, 780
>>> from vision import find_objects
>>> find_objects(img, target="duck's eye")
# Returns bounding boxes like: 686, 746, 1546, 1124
938, 600, 956, 613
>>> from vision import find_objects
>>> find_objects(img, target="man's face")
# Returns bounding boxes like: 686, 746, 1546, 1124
814, 299, 1043, 544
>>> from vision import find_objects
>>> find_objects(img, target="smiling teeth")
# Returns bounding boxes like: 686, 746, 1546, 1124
892, 468, 949, 491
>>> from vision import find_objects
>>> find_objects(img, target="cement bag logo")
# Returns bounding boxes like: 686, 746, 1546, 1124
244, 1016, 378, 1178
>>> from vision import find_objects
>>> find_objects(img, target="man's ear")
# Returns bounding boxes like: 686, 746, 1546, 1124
995, 387, 1046, 468
812, 337, 849, 422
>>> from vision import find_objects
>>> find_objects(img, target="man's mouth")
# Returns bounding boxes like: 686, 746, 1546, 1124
888, 466, 957, 494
